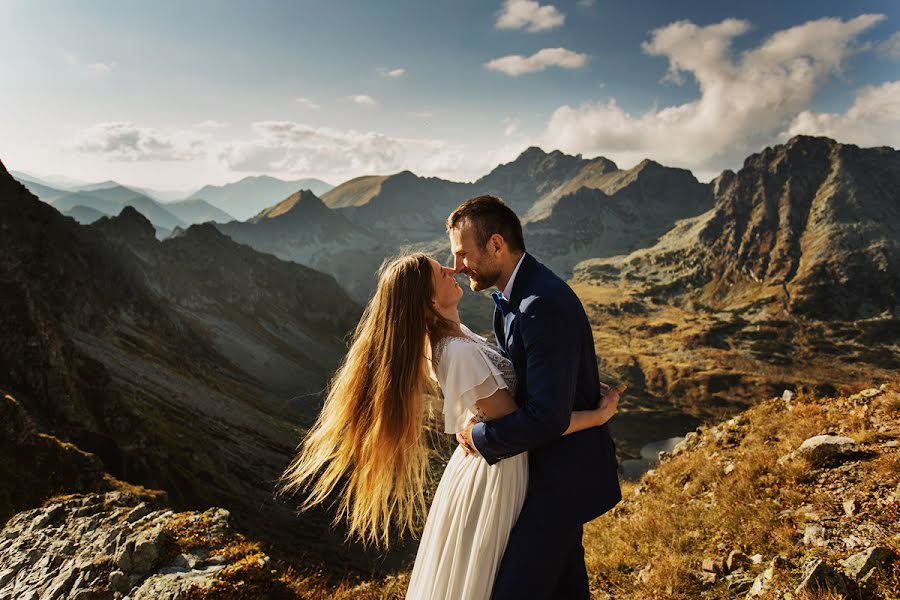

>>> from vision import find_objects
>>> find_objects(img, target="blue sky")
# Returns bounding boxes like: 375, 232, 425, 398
1, 0, 898, 191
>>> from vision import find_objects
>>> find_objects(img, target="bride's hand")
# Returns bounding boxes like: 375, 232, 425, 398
456, 417, 480, 457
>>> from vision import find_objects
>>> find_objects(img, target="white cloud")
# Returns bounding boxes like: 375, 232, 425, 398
62, 50, 116, 76
502, 117, 521, 137
295, 97, 321, 109
217, 121, 526, 182
348, 94, 377, 107
496, 0, 565, 32
70, 122, 209, 161
87, 62, 115, 74
485, 47, 588, 76
784, 80, 900, 147
377, 67, 407, 78
194, 120, 229, 129
878, 31, 900, 60
541, 14, 887, 177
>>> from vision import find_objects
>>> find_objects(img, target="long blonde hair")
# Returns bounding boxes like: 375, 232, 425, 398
277, 252, 456, 547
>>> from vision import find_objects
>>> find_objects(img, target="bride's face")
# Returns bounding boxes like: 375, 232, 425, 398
429, 258, 463, 310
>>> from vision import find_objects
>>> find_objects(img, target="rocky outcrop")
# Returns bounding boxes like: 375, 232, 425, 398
524, 159, 714, 278
474, 146, 595, 214
1, 492, 242, 599
574, 136, 900, 321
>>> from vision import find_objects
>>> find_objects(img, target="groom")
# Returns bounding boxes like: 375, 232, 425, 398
447, 194, 622, 599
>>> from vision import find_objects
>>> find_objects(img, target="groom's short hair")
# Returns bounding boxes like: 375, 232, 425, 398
447, 195, 526, 253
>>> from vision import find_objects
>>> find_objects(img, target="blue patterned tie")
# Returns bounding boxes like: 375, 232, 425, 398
491, 291, 511, 317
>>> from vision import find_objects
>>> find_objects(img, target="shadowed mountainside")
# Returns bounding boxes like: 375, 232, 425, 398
0, 159, 414, 574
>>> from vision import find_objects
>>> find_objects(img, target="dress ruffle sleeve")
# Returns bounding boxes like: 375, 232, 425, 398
436, 338, 508, 434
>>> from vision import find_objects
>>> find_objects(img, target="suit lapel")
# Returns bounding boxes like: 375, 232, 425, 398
505, 253, 538, 360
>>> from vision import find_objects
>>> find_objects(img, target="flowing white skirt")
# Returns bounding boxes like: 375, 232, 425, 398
406, 445, 528, 600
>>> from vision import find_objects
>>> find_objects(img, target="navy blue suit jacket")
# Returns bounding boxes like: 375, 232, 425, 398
471, 253, 621, 528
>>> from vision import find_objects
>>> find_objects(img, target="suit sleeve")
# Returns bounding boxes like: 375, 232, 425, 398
470, 295, 579, 465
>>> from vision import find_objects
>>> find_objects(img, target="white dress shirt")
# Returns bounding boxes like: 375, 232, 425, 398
500, 253, 526, 339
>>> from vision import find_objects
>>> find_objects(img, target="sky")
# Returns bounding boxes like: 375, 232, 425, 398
1, 0, 898, 192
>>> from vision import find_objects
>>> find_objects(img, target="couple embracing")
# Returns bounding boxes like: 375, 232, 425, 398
279, 195, 622, 599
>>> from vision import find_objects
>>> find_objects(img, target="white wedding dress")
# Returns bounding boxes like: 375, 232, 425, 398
406, 324, 528, 600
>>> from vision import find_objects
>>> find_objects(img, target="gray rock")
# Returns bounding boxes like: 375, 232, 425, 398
803, 524, 827, 547
0, 493, 248, 600
131, 527, 169, 575
727, 550, 752, 572
109, 569, 130, 594
125, 503, 152, 523
795, 558, 849, 596
840, 546, 897, 582
746, 557, 786, 598
796, 435, 858, 467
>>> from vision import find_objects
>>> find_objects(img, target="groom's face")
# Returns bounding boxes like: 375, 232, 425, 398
449, 220, 502, 292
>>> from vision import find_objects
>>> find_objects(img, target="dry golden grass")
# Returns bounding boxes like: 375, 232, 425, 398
155, 383, 899, 599
582, 384, 900, 599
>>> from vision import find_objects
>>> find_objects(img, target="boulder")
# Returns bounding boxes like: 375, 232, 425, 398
795, 435, 858, 467
840, 546, 897, 583
794, 558, 849, 596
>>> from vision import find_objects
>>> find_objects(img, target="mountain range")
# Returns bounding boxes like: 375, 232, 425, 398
188, 174, 333, 221
2, 135, 897, 582
574, 136, 899, 320
0, 159, 407, 572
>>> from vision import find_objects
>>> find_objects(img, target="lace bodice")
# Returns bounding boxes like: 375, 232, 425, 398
432, 325, 517, 427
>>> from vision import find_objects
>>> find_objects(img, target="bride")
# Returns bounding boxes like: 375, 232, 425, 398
278, 252, 619, 599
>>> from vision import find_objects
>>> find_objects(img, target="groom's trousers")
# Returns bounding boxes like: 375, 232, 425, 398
490, 500, 590, 600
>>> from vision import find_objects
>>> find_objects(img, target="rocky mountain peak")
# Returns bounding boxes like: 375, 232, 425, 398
178, 222, 231, 245
249, 189, 330, 223
93, 206, 157, 243
515, 146, 549, 161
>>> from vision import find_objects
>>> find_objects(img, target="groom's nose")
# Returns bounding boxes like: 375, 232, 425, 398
452, 255, 465, 273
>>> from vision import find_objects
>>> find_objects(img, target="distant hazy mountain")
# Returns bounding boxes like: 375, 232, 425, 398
320, 147, 609, 243
162, 198, 235, 224
62, 204, 109, 224
72, 180, 123, 193
574, 136, 900, 320
217, 190, 387, 301
319, 147, 713, 278
51, 185, 187, 238
9, 169, 90, 190
11, 174, 70, 203
188, 175, 333, 221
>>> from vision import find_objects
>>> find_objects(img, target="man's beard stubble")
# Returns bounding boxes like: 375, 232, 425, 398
466, 262, 502, 292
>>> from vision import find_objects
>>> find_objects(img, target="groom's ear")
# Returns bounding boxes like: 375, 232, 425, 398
488, 233, 505, 255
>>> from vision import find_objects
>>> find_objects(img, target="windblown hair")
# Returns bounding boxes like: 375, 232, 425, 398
277, 252, 456, 547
